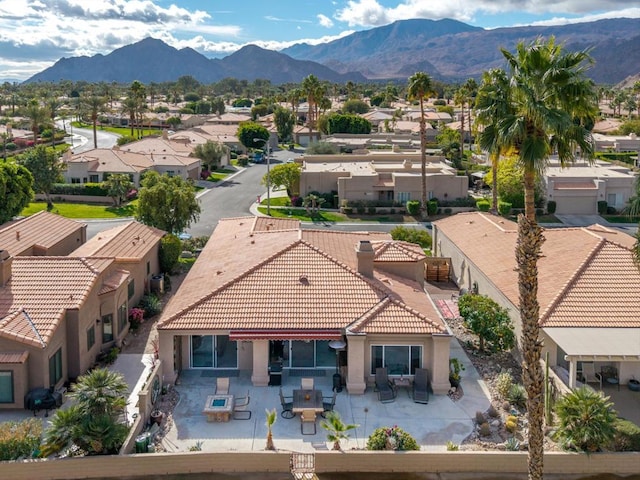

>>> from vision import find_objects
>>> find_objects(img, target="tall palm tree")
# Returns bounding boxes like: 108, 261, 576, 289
46, 97, 61, 148
121, 96, 139, 137
302, 74, 321, 134
498, 37, 597, 480
83, 95, 108, 149
407, 71, 433, 216
265, 408, 277, 450
474, 69, 512, 213
24, 99, 48, 144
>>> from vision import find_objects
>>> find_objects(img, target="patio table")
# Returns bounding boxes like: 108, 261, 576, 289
202, 394, 234, 422
292, 389, 323, 413
393, 377, 413, 397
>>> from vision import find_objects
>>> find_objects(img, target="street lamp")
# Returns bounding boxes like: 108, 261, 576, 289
253, 137, 271, 216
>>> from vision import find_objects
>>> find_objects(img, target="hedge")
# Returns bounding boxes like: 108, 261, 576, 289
546, 200, 557, 214
406, 200, 421, 216
51, 183, 109, 196
597, 200, 608, 215
476, 199, 490, 212
498, 201, 512, 216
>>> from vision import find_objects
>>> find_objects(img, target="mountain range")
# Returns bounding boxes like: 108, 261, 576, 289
26, 17, 640, 85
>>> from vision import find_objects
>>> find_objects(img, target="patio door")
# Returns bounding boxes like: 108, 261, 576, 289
280, 340, 334, 369
190, 335, 237, 368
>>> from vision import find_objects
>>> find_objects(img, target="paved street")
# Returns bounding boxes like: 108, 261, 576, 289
56, 120, 120, 153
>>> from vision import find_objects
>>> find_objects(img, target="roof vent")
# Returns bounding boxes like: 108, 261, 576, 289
299, 275, 309, 286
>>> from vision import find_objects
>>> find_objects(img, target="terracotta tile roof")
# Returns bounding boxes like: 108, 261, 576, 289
301, 229, 391, 269
159, 217, 446, 335
0, 257, 113, 347
433, 212, 639, 328
0, 211, 85, 257
583, 224, 638, 250
372, 241, 426, 262
0, 351, 29, 364
68, 149, 152, 173
99, 269, 130, 296
253, 217, 300, 232
70, 221, 165, 260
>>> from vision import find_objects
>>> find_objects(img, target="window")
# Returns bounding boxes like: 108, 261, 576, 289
89, 175, 99, 183
71, 178, 80, 184
102, 314, 113, 343
607, 193, 618, 207
146, 261, 151, 275
0, 371, 14, 403
397, 192, 410, 203
166, 170, 175, 176
49, 348, 63, 387
128, 279, 135, 300
370, 345, 422, 375
87, 325, 95, 350
118, 303, 128, 332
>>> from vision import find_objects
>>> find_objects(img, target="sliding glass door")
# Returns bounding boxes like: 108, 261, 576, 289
190, 335, 237, 368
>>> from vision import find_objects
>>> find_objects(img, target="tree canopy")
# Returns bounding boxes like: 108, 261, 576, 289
101, 173, 134, 207
17, 145, 64, 210
324, 113, 371, 135
273, 106, 295, 142
263, 162, 302, 196
0, 162, 34, 223
192, 140, 227, 170
458, 293, 515, 353
236, 121, 269, 149
342, 98, 369, 114
136, 171, 200, 234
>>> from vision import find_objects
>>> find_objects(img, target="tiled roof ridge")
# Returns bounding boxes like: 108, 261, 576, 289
347, 297, 392, 332
159, 240, 309, 326
539, 237, 606, 325
579, 225, 635, 252
0, 307, 57, 348
477, 212, 517, 233
372, 240, 425, 261
302, 229, 378, 236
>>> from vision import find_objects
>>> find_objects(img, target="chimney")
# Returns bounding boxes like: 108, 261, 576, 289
355, 240, 374, 278
0, 250, 12, 287
162, 129, 169, 140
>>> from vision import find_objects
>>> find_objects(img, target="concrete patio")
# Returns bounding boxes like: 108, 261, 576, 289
160, 338, 492, 453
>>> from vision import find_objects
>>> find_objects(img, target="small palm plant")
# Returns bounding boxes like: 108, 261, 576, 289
320, 411, 359, 450
555, 387, 618, 452
265, 408, 277, 451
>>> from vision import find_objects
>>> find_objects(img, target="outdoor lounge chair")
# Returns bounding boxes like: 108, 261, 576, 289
321, 392, 337, 418
581, 362, 601, 389
412, 368, 430, 404
279, 388, 295, 419
375, 367, 396, 403
301, 377, 314, 390
215, 377, 230, 395
233, 391, 251, 420
599, 365, 620, 391
301, 409, 317, 435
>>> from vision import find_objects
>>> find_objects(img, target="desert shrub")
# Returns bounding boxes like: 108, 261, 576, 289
181, 235, 209, 253
159, 234, 182, 273
487, 405, 499, 418
475, 411, 486, 424
342, 207, 353, 214
427, 199, 438, 216
536, 208, 544, 216
611, 418, 640, 451
104, 347, 120, 364
389, 225, 432, 249
444, 207, 452, 214
507, 384, 527, 408
555, 387, 617, 452
237, 155, 249, 166
497, 201, 512, 216
128, 307, 144, 330
505, 415, 518, 433
139, 293, 162, 318
0, 418, 42, 460
479, 422, 491, 437
476, 199, 490, 212
366, 426, 420, 451
5, 142, 17, 151
496, 371, 514, 400
446, 440, 459, 451
406, 200, 421, 216
367, 206, 376, 215
546, 200, 556, 214
597, 200, 608, 215
505, 437, 520, 451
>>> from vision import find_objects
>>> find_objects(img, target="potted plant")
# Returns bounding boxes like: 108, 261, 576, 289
628, 376, 640, 392
449, 358, 465, 388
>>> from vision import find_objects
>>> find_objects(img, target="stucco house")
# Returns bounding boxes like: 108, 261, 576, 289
299, 152, 468, 205
0, 217, 164, 409
432, 212, 640, 390
157, 216, 451, 395
544, 160, 637, 214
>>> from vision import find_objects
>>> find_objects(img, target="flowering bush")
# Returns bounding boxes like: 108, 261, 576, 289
366, 425, 420, 451
126, 189, 138, 200
129, 307, 144, 330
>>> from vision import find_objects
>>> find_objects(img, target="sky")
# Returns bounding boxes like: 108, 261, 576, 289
1, 0, 640, 82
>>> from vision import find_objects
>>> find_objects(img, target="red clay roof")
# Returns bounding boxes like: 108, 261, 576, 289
433, 212, 640, 328
158, 217, 446, 335
71, 221, 164, 260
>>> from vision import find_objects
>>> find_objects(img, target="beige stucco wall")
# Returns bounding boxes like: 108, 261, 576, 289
0, 358, 28, 408
376, 261, 425, 287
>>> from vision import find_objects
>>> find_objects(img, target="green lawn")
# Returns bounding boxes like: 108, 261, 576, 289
21, 200, 137, 219
207, 169, 237, 182
72, 122, 157, 137
257, 207, 420, 223
259, 197, 291, 207
603, 215, 640, 224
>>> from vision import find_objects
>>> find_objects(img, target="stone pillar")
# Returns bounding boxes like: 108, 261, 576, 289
346, 335, 366, 394
431, 334, 452, 394
158, 331, 177, 384
251, 340, 269, 386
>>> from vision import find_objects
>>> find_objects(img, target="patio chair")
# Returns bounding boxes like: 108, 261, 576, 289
412, 368, 430, 404
321, 392, 337, 418
599, 366, 620, 391
279, 388, 295, 419
300, 409, 317, 435
215, 377, 230, 395
233, 391, 251, 420
581, 362, 601, 389
375, 367, 396, 403
301, 377, 314, 390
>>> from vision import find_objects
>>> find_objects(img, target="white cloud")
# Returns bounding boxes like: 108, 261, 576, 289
334, 0, 640, 27
317, 13, 334, 28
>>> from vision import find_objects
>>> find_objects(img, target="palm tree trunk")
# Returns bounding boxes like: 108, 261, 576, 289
524, 169, 536, 221
93, 118, 98, 149
516, 214, 545, 480
459, 103, 465, 157
419, 97, 427, 218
